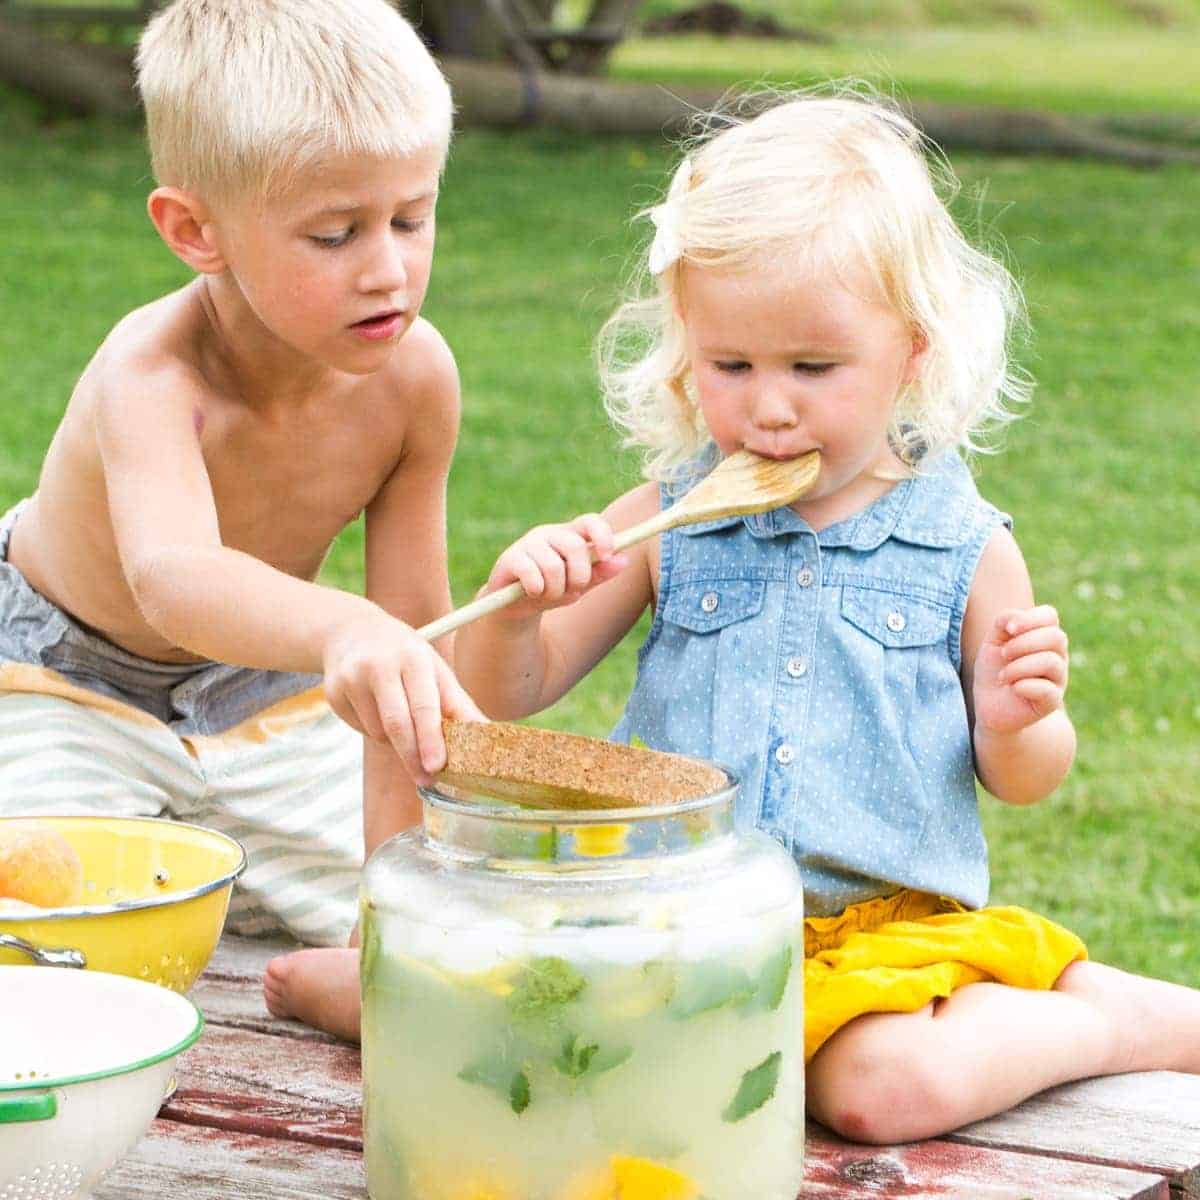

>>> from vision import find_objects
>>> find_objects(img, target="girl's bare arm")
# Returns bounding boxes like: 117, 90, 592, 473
456, 482, 661, 719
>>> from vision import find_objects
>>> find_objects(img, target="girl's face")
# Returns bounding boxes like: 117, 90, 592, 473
679, 261, 925, 529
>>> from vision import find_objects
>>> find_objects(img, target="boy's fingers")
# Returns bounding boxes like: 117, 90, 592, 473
374, 679, 426, 782
400, 661, 447, 776
436, 659, 487, 723
526, 543, 567, 598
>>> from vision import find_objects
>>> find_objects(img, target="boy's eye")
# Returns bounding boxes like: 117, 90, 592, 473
309, 228, 353, 248
392, 217, 427, 233
795, 362, 835, 375
714, 361, 750, 374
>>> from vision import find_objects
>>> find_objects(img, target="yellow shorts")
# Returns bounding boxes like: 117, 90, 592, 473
803, 889, 1088, 1061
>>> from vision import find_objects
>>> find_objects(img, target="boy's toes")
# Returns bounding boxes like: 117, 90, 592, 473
260, 947, 363, 1043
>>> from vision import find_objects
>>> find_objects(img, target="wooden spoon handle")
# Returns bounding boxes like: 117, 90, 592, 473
416, 507, 678, 643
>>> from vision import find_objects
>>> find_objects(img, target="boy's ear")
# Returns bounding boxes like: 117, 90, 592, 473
147, 187, 227, 275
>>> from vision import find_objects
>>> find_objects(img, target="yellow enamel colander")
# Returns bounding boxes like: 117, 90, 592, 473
0, 816, 245, 992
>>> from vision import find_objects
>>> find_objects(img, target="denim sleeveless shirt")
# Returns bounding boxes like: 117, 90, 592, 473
612, 451, 1011, 917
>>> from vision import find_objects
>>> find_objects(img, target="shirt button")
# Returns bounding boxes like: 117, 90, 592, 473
700, 591, 720, 614
886, 610, 907, 632
775, 744, 795, 765
795, 567, 815, 588
785, 656, 808, 678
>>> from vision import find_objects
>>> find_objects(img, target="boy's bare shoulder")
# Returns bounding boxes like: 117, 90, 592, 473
374, 316, 461, 461
89, 283, 217, 418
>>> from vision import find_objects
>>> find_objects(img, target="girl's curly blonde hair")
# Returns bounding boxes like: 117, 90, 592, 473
598, 85, 1031, 482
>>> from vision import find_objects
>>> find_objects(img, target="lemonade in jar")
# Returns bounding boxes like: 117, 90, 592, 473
360, 769, 804, 1200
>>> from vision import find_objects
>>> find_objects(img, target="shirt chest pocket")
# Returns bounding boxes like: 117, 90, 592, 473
840, 586, 951, 650
839, 584, 954, 721
663, 579, 767, 634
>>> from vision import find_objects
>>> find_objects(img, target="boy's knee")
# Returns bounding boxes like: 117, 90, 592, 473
809, 1016, 960, 1144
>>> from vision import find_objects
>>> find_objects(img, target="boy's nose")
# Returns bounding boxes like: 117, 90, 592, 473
358, 238, 409, 295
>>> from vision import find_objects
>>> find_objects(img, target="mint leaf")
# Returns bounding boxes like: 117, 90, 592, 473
752, 945, 793, 1012
588, 1043, 633, 1075
668, 962, 755, 1020
555, 1033, 632, 1079
555, 1033, 599, 1078
509, 1070, 531, 1114
458, 1049, 531, 1116
507, 957, 586, 1022
722, 1051, 782, 1123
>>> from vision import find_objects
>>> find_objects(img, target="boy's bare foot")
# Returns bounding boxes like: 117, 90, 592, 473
263, 947, 363, 1043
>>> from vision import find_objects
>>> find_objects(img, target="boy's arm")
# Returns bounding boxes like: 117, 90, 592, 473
960, 527, 1075, 806
95, 363, 479, 782
456, 482, 659, 720
360, 335, 460, 855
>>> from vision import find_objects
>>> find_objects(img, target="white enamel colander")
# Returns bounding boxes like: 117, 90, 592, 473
0, 966, 203, 1199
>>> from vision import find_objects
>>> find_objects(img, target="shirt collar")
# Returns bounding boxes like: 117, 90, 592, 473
677, 476, 914, 549
673, 452, 972, 550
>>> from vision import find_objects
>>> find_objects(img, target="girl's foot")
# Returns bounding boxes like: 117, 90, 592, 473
262, 947, 362, 1043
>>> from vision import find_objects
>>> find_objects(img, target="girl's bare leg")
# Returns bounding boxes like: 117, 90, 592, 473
807, 960, 1200, 1145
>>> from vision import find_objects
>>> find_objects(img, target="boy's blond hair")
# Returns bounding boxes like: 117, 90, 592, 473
599, 86, 1031, 481
136, 0, 453, 203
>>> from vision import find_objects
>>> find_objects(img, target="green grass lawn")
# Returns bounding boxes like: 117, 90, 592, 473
614, 29, 1200, 117
1, 94, 1196, 985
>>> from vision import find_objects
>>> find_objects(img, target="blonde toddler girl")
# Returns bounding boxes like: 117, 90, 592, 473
457, 89, 1200, 1143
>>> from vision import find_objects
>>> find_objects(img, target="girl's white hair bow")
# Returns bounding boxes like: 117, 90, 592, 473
647, 158, 693, 275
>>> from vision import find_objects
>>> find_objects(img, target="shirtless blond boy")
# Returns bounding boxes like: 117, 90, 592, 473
0, 0, 481, 1016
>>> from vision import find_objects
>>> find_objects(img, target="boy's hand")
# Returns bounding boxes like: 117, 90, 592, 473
972, 605, 1069, 737
484, 514, 628, 620
322, 611, 485, 786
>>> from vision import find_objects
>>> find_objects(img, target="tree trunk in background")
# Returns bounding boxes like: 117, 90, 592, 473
3, 17, 1197, 168
0, 13, 138, 117
440, 57, 1200, 166
413, 0, 509, 60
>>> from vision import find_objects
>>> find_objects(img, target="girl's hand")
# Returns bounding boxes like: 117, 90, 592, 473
972, 605, 1069, 737
483, 514, 629, 620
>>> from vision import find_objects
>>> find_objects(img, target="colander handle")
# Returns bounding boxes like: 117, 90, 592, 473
0, 933, 86, 969
0, 1091, 57, 1124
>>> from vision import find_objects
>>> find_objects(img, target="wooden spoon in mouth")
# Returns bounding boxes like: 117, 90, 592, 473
419, 449, 820, 642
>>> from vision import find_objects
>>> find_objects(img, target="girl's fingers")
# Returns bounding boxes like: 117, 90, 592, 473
527, 541, 568, 598
499, 548, 547, 598
1011, 677, 1063, 716
1001, 625, 1068, 662
546, 529, 595, 593
999, 650, 1068, 687
1001, 605, 1060, 638
572, 513, 616, 559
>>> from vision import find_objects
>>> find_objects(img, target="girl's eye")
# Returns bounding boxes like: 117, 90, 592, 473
392, 217, 427, 233
795, 362, 835, 375
714, 361, 750, 374
309, 229, 353, 248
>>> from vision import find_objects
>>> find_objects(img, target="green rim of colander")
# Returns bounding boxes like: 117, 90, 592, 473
0, 999, 203, 1095
0, 1091, 57, 1123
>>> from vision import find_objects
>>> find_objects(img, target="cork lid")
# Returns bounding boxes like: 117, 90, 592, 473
438, 720, 729, 811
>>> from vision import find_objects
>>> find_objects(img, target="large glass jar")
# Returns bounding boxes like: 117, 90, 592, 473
360, 769, 804, 1200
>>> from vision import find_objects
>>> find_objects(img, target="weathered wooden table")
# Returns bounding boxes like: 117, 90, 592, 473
96, 934, 1200, 1200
